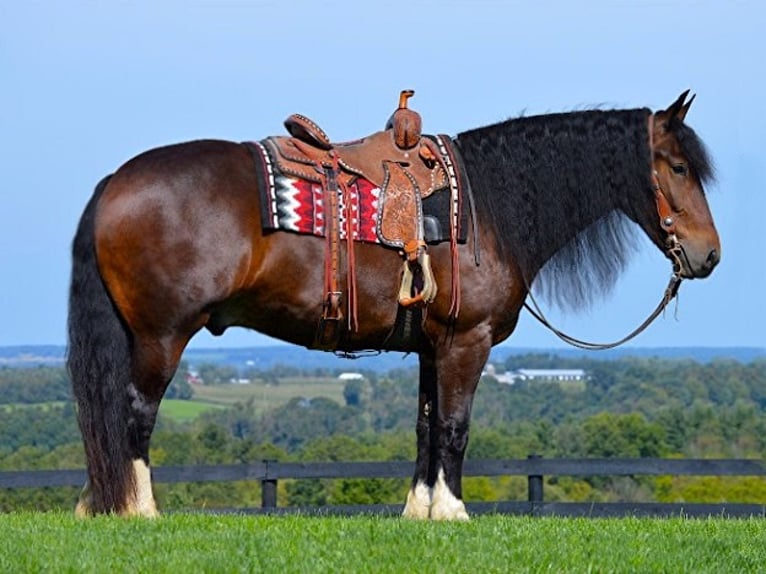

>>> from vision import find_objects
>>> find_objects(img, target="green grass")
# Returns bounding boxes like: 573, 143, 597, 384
189, 378, 346, 412
155, 378, 347, 423
1, 401, 67, 411
3, 377, 345, 419
3, 378, 345, 423
0, 513, 764, 573
159, 399, 224, 421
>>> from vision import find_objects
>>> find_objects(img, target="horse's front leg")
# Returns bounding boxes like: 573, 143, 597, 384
430, 337, 490, 520
402, 353, 438, 519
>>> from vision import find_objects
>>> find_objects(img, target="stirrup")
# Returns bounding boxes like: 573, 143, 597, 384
398, 251, 437, 307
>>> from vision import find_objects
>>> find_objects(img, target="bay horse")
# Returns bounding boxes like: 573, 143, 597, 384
68, 91, 719, 519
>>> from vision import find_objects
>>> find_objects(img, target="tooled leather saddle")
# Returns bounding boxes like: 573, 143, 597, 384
248, 90, 469, 348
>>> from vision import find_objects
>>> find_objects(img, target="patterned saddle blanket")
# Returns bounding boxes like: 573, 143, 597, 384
248, 135, 468, 246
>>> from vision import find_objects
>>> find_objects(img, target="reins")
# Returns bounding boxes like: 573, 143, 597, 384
523, 272, 682, 350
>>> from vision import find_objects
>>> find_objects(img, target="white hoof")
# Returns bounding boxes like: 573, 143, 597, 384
430, 469, 469, 521
73, 460, 159, 517
126, 459, 159, 517
74, 480, 93, 518
402, 481, 431, 519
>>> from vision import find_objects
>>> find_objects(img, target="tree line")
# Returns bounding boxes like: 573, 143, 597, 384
1, 355, 765, 511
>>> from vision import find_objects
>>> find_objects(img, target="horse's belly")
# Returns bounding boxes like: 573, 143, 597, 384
208, 236, 410, 351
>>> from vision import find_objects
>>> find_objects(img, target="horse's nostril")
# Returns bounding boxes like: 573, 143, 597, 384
706, 249, 719, 268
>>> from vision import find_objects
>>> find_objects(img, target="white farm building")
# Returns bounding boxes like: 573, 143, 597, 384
482, 364, 587, 385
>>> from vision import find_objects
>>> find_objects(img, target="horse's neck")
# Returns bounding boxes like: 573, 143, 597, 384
459, 108, 650, 310
525, 207, 616, 284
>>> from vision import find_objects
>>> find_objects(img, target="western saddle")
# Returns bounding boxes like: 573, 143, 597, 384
262, 90, 460, 346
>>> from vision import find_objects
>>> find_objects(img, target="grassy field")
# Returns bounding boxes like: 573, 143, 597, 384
159, 399, 224, 421
3, 378, 345, 422
1, 401, 68, 411
1, 512, 764, 573
157, 377, 346, 422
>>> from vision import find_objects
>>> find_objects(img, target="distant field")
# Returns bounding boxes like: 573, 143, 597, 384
159, 399, 223, 421
1, 513, 764, 573
1, 402, 67, 412
3, 378, 346, 423
161, 377, 347, 422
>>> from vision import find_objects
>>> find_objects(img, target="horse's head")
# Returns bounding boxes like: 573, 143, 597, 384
649, 91, 720, 279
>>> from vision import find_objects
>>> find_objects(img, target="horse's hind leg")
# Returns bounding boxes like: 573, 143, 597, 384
69, 177, 156, 517
119, 334, 189, 516
72, 330, 187, 518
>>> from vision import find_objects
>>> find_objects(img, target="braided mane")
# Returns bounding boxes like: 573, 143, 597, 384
457, 108, 654, 311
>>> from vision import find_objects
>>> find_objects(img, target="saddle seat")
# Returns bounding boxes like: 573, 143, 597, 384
265, 90, 449, 198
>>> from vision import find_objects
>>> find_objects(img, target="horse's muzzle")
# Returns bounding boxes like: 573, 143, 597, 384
676, 243, 720, 279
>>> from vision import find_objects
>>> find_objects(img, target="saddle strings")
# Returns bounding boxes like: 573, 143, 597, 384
337, 155, 359, 332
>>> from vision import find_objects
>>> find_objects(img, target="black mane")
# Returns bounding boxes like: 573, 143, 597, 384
456, 108, 713, 311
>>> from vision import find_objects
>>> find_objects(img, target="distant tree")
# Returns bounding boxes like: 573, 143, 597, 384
196, 423, 230, 462
342, 379, 369, 407
258, 397, 365, 451
468, 428, 515, 459
365, 374, 418, 432
271, 363, 301, 379
654, 407, 689, 454
165, 360, 193, 400
0, 403, 80, 452
285, 479, 327, 506
200, 399, 258, 440
0, 366, 71, 404
582, 412, 666, 458
262, 371, 280, 386
197, 363, 238, 385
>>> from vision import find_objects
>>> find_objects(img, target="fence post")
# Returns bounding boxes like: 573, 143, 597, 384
261, 460, 278, 508
527, 454, 544, 508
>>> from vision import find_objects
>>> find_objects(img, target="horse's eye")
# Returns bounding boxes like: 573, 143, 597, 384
671, 164, 688, 176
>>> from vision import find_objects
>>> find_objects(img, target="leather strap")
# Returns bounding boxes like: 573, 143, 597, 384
323, 161, 343, 323
315, 153, 361, 346
437, 135, 475, 320
653, 171, 677, 235
339, 156, 358, 332
524, 274, 681, 350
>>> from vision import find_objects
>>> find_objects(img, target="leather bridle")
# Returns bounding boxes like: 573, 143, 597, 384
653, 170, 689, 278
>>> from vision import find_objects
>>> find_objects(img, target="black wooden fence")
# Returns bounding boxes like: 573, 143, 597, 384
2, 457, 765, 518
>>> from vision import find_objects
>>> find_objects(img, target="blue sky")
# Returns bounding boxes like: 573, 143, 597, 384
1, 1, 764, 350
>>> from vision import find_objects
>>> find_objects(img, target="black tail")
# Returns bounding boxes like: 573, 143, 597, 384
67, 175, 135, 514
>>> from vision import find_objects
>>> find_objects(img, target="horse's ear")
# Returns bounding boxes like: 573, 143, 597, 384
666, 89, 691, 118
677, 93, 695, 122
655, 89, 692, 132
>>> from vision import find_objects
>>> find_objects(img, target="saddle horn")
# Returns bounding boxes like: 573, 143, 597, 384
386, 89, 422, 150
